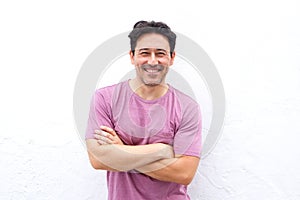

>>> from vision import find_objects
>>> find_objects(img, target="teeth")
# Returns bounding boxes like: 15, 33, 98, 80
145, 69, 159, 73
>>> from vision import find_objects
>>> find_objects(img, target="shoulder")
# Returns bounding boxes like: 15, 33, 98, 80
94, 81, 127, 98
169, 85, 199, 109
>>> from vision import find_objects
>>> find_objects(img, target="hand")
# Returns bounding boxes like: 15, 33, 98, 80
94, 126, 124, 145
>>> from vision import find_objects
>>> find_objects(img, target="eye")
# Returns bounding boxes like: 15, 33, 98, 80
139, 51, 150, 56
156, 51, 167, 57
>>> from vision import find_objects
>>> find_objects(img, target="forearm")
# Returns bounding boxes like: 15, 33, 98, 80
136, 156, 200, 185
86, 139, 174, 172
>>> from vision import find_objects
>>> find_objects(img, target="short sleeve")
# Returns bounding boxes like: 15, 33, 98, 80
173, 102, 202, 158
85, 89, 114, 140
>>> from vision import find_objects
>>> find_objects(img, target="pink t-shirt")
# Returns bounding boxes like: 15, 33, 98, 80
86, 80, 202, 200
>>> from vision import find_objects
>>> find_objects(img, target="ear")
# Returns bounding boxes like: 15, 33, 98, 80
170, 51, 176, 66
129, 50, 135, 65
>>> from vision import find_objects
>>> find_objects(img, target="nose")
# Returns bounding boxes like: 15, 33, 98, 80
148, 52, 159, 65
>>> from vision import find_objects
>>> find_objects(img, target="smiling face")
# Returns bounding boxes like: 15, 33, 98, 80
130, 33, 175, 87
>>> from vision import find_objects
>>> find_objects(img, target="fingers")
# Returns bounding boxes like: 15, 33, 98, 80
100, 126, 117, 136
95, 129, 114, 140
97, 138, 108, 145
94, 126, 123, 145
94, 130, 114, 144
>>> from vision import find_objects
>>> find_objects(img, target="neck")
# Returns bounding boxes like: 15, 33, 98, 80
129, 78, 169, 100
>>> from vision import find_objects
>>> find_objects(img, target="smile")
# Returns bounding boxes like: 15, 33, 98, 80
144, 68, 161, 73
141, 64, 164, 73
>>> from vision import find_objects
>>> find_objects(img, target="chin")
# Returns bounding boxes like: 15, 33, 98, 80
142, 79, 163, 86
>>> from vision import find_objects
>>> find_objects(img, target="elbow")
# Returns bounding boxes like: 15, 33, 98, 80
179, 173, 194, 186
181, 177, 193, 186
89, 158, 102, 170
87, 151, 125, 172
87, 151, 105, 170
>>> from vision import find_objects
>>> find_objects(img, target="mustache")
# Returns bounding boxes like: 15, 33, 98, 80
141, 64, 164, 71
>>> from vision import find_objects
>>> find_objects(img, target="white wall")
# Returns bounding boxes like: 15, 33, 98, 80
1, 0, 299, 199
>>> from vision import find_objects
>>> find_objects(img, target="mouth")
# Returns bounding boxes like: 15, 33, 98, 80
142, 64, 164, 73
144, 68, 161, 73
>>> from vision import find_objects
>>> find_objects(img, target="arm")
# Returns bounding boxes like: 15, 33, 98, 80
136, 155, 200, 185
138, 101, 202, 185
95, 126, 200, 185
85, 91, 175, 172
85, 91, 174, 171
86, 138, 174, 172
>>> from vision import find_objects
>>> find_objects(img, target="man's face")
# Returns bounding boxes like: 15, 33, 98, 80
130, 33, 175, 86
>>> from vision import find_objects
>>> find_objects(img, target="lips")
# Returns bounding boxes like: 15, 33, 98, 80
142, 64, 163, 73
144, 68, 160, 73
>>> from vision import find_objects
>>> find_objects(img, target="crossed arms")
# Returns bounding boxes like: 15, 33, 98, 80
86, 126, 200, 186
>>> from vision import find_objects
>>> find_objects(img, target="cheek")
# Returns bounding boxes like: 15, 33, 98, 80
133, 58, 147, 66
160, 57, 172, 64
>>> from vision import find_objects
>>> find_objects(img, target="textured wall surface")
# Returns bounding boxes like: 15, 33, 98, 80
1, 0, 300, 199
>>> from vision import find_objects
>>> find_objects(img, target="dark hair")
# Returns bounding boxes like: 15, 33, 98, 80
128, 20, 176, 56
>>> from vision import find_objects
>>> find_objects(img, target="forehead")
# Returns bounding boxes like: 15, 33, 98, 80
136, 33, 170, 51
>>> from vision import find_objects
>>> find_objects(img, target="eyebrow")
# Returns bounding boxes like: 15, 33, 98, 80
137, 48, 168, 52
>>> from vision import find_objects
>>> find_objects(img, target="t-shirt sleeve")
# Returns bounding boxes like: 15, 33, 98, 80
85, 89, 114, 140
173, 102, 202, 158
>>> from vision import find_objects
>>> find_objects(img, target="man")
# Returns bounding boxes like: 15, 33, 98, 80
85, 20, 202, 200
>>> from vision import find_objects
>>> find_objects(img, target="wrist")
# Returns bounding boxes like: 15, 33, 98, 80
156, 143, 174, 159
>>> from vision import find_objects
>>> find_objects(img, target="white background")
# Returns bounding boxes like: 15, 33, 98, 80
0, 0, 300, 199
